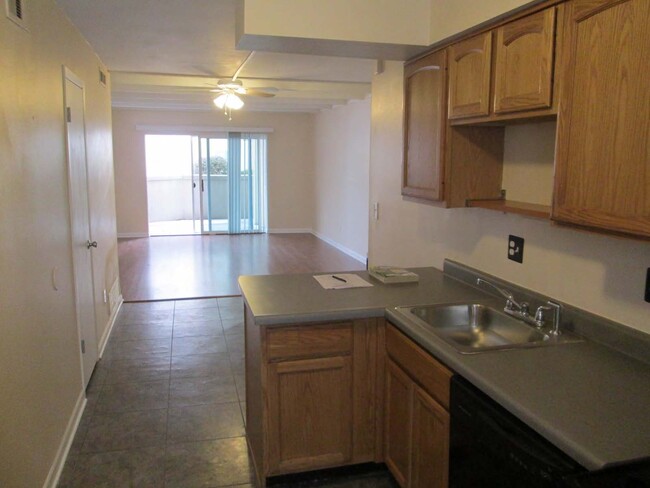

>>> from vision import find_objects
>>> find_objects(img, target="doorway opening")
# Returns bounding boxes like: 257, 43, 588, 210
145, 135, 199, 236
145, 133, 268, 236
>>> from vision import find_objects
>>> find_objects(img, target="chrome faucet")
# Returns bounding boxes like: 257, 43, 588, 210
476, 278, 525, 314
534, 300, 563, 336
476, 278, 563, 334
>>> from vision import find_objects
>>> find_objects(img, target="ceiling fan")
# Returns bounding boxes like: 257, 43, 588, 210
209, 51, 277, 118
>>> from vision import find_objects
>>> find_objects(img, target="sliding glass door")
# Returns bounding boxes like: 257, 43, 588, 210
190, 136, 202, 233
199, 136, 229, 232
145, 134, 200, 236
227, 133, 268, 233
198, 133, 267, 234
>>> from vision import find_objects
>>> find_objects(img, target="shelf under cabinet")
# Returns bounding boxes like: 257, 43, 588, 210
467, 199, 551, 219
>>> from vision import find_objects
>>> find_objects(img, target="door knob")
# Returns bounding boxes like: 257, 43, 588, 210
86, 240, 98, 249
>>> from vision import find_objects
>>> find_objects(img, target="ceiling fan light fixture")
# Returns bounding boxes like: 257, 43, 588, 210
213, 92, 244, 110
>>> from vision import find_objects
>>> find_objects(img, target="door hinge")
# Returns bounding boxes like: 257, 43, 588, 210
81, 339, 86, 354
66, 107, 72, 123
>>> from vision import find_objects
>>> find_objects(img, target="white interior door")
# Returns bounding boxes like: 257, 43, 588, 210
63, 67, 98, 388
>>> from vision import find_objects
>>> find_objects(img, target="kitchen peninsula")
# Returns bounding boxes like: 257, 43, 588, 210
239, 261, 650, 487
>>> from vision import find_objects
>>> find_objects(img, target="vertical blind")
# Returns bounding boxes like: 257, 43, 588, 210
227, 132, 268, 234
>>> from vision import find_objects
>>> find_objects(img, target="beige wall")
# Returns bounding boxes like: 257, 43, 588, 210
240, 0, 534, 50
0, 0, 118, 486
368, 61, 650, 335
242, 0, 430, 45
112, 109, 315, 235
429, 0, 531, 43
313, 100, 371, 261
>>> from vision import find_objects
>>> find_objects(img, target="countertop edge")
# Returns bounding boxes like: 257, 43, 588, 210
247, 307, 386, 326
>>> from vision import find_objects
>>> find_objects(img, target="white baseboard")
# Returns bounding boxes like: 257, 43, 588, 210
311, 231, 367, 264
268, 228, 313, 234
98, 294, 123, 358
43, 390, 86, 488
120, 230, 317, 237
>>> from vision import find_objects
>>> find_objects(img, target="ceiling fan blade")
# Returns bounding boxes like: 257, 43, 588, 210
244, 88, 276, 98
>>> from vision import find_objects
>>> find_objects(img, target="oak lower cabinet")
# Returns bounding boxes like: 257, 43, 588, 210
384, 324, 452, 488
267, 355, 353, 473
385, 360, 412, 486
245, 307, 382, 487
552, 0, 650, 238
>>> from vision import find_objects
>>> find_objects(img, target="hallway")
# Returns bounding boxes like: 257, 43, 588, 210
58, 298, 396, 487
59, 298, 252, 486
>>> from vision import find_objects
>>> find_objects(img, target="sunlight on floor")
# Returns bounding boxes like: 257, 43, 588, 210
148, 219, 228, 236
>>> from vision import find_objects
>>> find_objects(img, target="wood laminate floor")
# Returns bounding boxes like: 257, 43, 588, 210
118, 233, 365, 301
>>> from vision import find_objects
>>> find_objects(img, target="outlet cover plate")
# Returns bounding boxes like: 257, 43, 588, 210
508, 235, 524, 263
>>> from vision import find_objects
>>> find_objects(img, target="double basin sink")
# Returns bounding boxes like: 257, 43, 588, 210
391, 302, 582, 354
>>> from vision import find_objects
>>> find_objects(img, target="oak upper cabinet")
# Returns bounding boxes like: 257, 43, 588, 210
384, 324, 452, 488
552, 0, 650, 237
402, 49, 447, 201
493, 8, 556, 114
448, 32, 492, 119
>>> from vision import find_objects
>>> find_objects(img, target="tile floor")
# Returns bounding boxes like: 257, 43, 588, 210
58, 298, 396, 488
58, 297, 252, 487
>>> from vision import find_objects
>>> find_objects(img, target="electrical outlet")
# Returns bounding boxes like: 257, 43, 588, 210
373, 202, 379, 221
645, 268, 650, 303
508, 235, 524, 263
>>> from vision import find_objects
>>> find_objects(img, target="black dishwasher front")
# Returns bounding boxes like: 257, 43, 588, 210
450, 375, 586, 487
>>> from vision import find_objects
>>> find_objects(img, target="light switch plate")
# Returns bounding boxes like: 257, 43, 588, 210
508, 235, 524, 263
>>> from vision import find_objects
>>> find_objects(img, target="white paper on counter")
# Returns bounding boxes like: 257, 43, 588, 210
313, 273, 374, 290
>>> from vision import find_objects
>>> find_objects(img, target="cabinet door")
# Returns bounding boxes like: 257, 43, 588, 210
448, 32, 492, 119
410, 386, 450, 488
493, 8, 556, 114
267, 355, 353, 474
384, 359, 413, 488
553, 0, 650, 237
402, 50, 447, 201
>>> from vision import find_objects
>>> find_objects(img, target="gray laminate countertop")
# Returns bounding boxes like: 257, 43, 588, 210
238, 267, 486, 324
238, 267, 650, 471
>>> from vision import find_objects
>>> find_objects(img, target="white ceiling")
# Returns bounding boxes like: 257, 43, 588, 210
55, 0, 378, 112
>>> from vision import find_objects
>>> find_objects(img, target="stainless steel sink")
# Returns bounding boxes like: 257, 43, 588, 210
392, 303, 582, 354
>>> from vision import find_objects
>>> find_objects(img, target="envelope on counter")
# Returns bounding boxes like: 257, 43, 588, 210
313, 273, 374, 290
